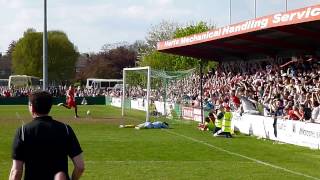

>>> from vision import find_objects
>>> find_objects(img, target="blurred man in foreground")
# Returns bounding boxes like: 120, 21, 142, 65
9, 91, 84, 180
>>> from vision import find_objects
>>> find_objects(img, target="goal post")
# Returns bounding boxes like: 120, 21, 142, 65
122, 66, 151, 122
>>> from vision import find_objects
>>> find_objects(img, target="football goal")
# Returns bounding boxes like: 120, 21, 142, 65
121, 66, 195, 126
122, 66, 151, 123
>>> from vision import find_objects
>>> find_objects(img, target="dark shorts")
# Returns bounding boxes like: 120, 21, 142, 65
214, 127, 221, 133
271, 110, 283, 117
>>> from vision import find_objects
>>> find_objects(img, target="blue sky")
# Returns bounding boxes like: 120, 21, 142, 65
1, 0, 320, 53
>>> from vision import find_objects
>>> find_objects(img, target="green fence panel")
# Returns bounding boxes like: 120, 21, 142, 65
0, 97, 29, 105
52, 97, 67, 105
0, 96, 106, 105
174, 103, 181, 117
204, 111, 209, 117
82, 96, 105, 105
105, 96, 112, 106
124, 99, 131, 109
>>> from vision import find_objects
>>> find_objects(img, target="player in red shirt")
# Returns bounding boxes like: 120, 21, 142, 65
58, 85, 79, 118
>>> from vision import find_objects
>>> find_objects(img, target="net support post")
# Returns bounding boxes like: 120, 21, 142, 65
163, 78, 167, 117
146, 66, 151, 122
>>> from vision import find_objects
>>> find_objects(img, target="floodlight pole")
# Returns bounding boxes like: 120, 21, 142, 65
229, 0, 232, 24
285, 0, 288, 12
43, 0, 48, 90
122, 70, 126, 118
254, 0, 257, 18
163, 78, 168, 116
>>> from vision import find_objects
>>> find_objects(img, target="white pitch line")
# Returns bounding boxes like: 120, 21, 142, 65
164, 130, 320, 180
85, 160, 255, 164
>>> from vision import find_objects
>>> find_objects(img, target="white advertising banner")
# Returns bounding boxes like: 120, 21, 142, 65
111, 97, 122, 108
131, 98, 147, 111
154, 101, 174, 115
182, 107, 194, 120
193, 108, 202, 122
130, 99, 175, 113
233, 113, 320, 149
112, 99, 320, 149
181, 106, 203, 122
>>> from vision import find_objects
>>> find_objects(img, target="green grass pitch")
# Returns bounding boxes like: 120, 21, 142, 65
1, 105, 320, 180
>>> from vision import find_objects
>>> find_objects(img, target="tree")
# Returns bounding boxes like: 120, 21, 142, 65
140, 21, 217, 71
139, 51, 200, 71
47, 31, 79, 81
101, 41, 128, 52
174, 21, 213, 38
6, 40, 16, 58
78, 45, 137, 81
145, 20, 179, 52
23, 28, 36, 36
12, 29, 79, 82
80, 53, 118, 79
128, 40, 149, 59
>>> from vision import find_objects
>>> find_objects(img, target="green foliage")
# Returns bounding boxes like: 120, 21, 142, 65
140, 21, 216, 72
12, 29, 79, 82
12, 31, 43, 77
23, 28, 36, 36
140, 51, 199, 71
48, 31, 79, 81
74, 82, 81, 87
174, 21, 212, 38
6, 41, 16, 58
206, 61, 218, 73
126, 74, 150, 90
172, 21, 216, 72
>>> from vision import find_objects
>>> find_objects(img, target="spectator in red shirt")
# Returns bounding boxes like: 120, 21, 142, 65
5, 90, 11, 97
285, 105, 303, 120
230, 90, 240, 109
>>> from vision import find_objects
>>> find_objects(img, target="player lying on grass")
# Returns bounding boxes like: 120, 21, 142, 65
119, 121, 169, 129
135, 121, 169, 129
58, 85, 79, 118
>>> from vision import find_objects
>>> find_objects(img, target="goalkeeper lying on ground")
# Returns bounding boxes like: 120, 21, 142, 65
119, 121, 169, 129
135, 121, 169, 130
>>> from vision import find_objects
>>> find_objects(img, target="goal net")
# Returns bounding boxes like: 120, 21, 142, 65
121, 66, 195, 126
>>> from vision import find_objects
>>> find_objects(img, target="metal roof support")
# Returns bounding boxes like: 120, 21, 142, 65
199, 60, 204, 124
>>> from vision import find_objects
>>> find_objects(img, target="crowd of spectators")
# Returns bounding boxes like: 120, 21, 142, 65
0, 87, 34, 97
168, 56, 320, 123
0, 85, 107, 98
118, 55, 320, 123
